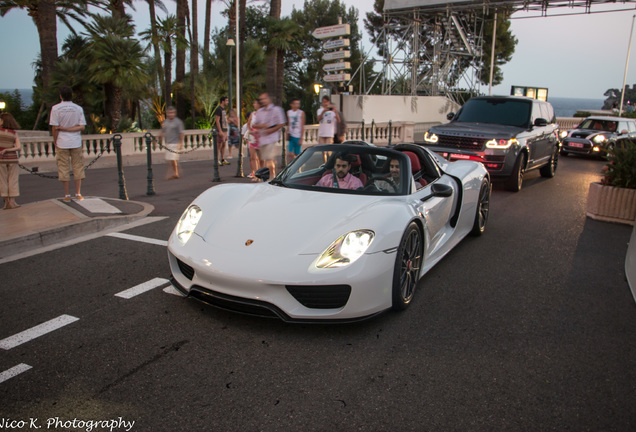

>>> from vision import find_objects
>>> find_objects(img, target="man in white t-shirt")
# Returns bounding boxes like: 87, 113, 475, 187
252, 93, 286, 177
49, 86, 87, 202
317, 96, 340, 144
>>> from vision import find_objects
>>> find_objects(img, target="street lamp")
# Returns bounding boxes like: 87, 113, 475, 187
227, 38, 236, 110
0, 100, 5, 112
314, 84, 322, 95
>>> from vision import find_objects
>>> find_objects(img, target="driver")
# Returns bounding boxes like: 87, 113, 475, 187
378, 158, 402, 192
316, 154, 363, 189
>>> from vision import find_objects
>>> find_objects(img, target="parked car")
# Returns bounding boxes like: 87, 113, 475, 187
168, 143, 490, 322
421, 96, 560, 191
560, 116, 636, 158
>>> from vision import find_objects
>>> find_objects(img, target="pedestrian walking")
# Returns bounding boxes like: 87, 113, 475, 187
252, 93, 286, 177
161, 106, 184, 180
214, 96, 230, 165
227, 108, 240, 160
244, 100, 261, 180
317, 95, 339, 144
0, 112, 22, 209
286, 98, 305, 161
49, 85, 87, 202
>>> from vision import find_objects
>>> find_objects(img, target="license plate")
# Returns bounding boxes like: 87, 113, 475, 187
569, 142, 584, 148
451, 153, 470, 160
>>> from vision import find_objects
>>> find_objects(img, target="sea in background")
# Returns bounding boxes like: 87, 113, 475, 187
1, 88, 607, 118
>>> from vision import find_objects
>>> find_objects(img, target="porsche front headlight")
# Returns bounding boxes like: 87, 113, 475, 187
593, 135, 607, 144
176, 205, 202, 244
315, 230, 375, 269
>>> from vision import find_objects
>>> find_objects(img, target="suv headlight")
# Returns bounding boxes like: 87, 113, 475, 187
176, 205, 202, 245
424, 132, 438, 143
485, 138, 518, 149
593, 135, 607, 144
315, 230, 375, 269
560, 130, 568, 139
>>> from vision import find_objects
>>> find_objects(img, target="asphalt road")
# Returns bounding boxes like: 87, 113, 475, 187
1, 154, 634, 432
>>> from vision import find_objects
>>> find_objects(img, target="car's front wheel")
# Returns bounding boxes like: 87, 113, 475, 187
392, 222, 423, 311
505, 153, 527, 192
540, 147, 559, 178
470, 179, 491, 236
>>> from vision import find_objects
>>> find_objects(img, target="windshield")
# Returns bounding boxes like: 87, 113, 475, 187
274, 144, 412, 195
455, 98, 532, 128
577, 118, 618, 132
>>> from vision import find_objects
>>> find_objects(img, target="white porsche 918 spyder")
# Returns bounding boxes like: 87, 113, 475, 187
167, 142, 490, 322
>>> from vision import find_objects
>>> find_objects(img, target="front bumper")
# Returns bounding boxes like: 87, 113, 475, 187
562, 138, 606, 156
167, 239, 396, 322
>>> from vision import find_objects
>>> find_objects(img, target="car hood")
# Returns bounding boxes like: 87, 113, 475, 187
187, 183, 410, 256
569, 128, 611, 138
430, 122, 526, 138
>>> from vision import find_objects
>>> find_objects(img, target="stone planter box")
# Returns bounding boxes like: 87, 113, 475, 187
586, 182, 636, 226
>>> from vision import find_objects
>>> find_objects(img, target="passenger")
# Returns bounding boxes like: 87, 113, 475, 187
378, 157, 402, 192
316, 155, 363, 190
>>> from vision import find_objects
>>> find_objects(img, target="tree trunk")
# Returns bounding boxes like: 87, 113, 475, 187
148, 1, 167, 104
190, 0, 199, 128
110, 0, 126, 18
175, 0, 187, 117
204, 0, 212, 55
34, 0, 58, 92
267, 0, 281, 105
165, 48, 172, 107
111, 86, 123, 132
239, 0, 246, 116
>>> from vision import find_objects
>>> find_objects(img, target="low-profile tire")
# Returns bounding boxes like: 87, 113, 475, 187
470, 179, 491, 236
540, 147, 559, 178
391, 222, 423, 311
505, 152, 527, 192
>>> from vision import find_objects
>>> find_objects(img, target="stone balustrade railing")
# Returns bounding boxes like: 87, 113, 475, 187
17, 122, 415, 164
16, 118, 581, 166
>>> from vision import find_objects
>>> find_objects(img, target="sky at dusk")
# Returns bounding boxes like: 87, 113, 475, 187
0, 1, 635, 100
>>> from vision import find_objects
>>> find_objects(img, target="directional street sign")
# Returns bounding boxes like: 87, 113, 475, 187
313, 24, 351, 40
323, 50, 351, 61
323, 73, 351, 82
323, 39, 350, 50
323, 62, 351, 72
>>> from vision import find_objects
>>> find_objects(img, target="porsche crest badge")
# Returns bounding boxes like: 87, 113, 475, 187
245, 239, 254, 246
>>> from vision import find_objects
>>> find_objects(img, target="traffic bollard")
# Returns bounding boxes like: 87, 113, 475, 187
370, 119, 375, 144
113, 133, 128, 200
144, 132, 156, 196
361, 119, 365, 141
388, 120, 393, 146
211, 129, 220, 182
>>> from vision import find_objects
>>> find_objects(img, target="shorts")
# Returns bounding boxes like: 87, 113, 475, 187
260, 143, 277, 161
288, 136, 301, 155
164, 143, 180, 161
56, 147, 85, 182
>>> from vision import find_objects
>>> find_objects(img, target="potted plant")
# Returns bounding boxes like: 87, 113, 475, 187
586, 137, 636, 225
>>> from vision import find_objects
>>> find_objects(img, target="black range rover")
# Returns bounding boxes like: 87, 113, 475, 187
420, 96, 560, 191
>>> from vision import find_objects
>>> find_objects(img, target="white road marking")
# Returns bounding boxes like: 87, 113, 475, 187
76, 198, 121, 214
115, 277, 170, 299
163, 285, 186, 297
107, 232, 168, 247
0, 364, 32, 384
0, 315, 79, 350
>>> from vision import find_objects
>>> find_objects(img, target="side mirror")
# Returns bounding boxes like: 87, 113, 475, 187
446, 112, 455, 121
255, 167, 270, 181
420, 183, 453, 202
534, 118, 548, 127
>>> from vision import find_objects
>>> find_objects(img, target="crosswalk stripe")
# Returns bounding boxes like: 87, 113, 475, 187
115, 277, 170, 299
0, 364, 32, 384
0, 315, 79, 350
107, 232, 168, 247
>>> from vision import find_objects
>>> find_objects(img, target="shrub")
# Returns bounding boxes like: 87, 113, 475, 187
601, 138, 636, 189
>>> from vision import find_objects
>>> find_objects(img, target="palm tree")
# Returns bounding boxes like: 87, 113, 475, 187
175, 0, 188, 116
84, 14, 149, 132
266, 0, 281, 103
267, 17, 303, 105
0, 0, 102, 91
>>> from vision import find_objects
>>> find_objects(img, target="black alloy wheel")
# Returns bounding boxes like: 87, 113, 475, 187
392, 222, 423, 311
470, 179, 491, 236
505, 152, 527, 192
540, 147, 559, 178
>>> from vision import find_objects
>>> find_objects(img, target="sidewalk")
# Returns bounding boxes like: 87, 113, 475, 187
0, 154, 255, 262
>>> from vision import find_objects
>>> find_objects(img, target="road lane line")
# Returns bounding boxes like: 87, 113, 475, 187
115, 277, 170, 299
0, 364, 32, 383
0, 315, 79, 350
107, 232, 168, 247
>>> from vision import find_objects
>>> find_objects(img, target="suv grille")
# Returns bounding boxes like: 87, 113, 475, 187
436, 134, 486, 151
